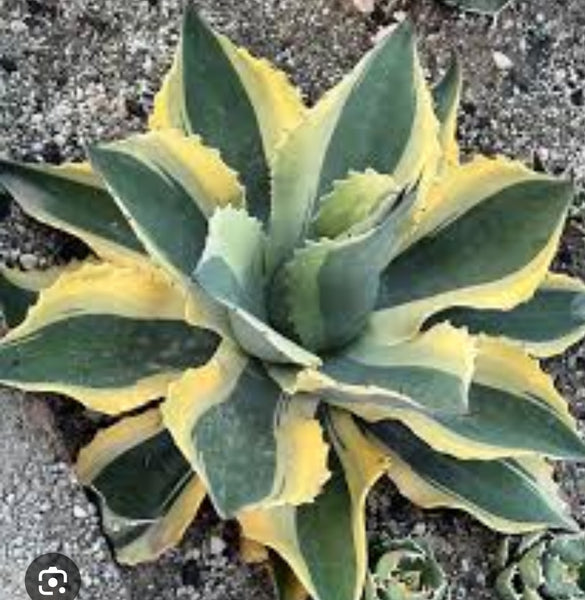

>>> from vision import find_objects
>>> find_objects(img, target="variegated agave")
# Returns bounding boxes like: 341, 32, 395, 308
497, 533, 585, 599
0, 7, 584, 600
365, 538, 448, 600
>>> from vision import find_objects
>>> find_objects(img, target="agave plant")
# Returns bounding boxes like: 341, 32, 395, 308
365, 539, 448, 600
0, 6, 584, 600
497, 533, 585, 599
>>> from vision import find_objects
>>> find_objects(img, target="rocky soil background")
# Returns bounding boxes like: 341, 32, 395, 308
1, 0, 584, 599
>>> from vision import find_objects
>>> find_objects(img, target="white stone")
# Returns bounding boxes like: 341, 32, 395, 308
73, 504, 89, 519
209, 536, 226, 556
493, 51, 514, 70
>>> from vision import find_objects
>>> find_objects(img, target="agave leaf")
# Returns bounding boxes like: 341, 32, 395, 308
273, 186, 417, 352
518, 545, 546, 589
293, 323, 475, 419
295, 333, 585, 461
0, 270, 36, 328
0, 160, 145, 264
195, 206, 320, 366
149, 6, 304, 224
88, 130, 243, 286
406, 337, 585, 460
270, 551, 310, 600
432, 56, 462, 171
429, 272, 585, 358
310, 170, 399, 239
0, 261, 221, 414
368, 420, 576, 534
268, 20, 440, 273
162, 341, 330, 517
239, 409, 388, 600
372, 157, 573, 345
77, 409, 206, 565
441, 0, 513, 15
0, 263, 67, 327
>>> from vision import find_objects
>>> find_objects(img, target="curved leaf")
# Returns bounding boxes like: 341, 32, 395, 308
409, 338, 585, 460
77, 409, 206, 564
239, 408, 388, 600
270, 551, 310, 600
0, 261, 221, 414
294, 323, 475, 420
310, 170, 398, 239
0, 160, 144, 263
88, 130, 243, 285
403, 337, 585, 460
373, 158, 572, 344
267, 21, 440, 273
273, 187, 418, 352
149, 6, 304, 223
294, 333, 584, 461
195, 206, 320, 366
0, 263, 67, 328
429, 272, 585, 358
162, 342, 330, 517
432, 56, 462, 170
368, 419, 574, 534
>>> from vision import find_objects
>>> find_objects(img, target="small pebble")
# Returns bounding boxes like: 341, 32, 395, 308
492, 51, 514, 71
73, 504, 89, 519
209, 536, 226, 556
18, 253, 38, 270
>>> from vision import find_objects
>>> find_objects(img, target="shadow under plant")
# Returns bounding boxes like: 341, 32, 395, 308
1, 1, 585, 600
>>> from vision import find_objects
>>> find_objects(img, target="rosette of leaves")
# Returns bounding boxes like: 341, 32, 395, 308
496, 533, 585, 599
0, 7, 584, 600
365, 539, 448, 600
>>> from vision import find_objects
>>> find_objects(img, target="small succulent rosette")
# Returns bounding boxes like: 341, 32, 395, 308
365, 539, 448, 600
496, 532, 585, 600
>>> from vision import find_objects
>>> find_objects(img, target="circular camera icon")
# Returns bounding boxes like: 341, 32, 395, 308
25, 553, 81, 600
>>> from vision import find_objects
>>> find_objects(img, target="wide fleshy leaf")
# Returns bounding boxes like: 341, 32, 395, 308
0, 160, 144, 263
430, 338, 585, 458
162, 341, 330, 517
368, 419, 575, 534
195, 206, 320, 366
77, 409, 206, 564
429, 272, 585, 358
0, 263, 66, 328
293, 323, 475, 420
372, 157, 573, 344
441, 0, 513, 15
267, 21, 440, 273
88, 130, 243, 285
294, 334, 585, 461
149, 5, 304, 223
406, 338, 585, 460
239, 408, 388, 600
432, 56, 462, 170
310, 170, 398, 239
0, 261, 221, 414
272, 187, 418, 352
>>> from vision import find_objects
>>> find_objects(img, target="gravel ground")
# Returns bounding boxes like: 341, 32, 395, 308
1, 0, 585, 599
0, 390, 129, 600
